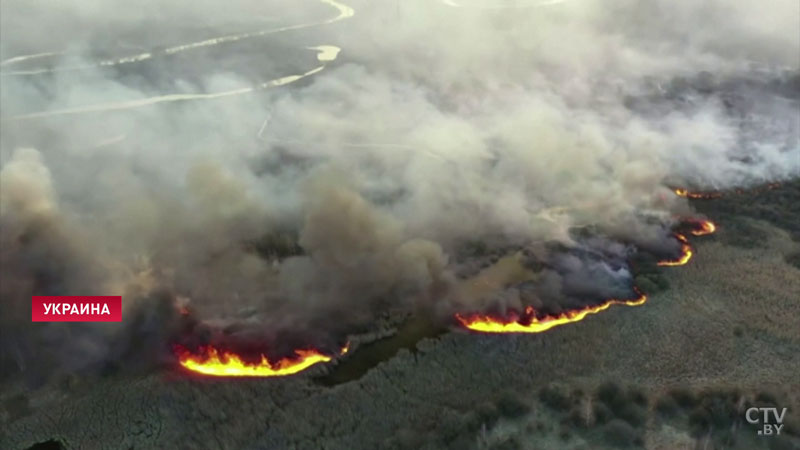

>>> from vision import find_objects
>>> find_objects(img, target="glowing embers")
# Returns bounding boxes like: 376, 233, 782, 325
673, 188, 722, 199
175, 345, 337, 377
674, 182, 781, 200
455, 292, 647, 334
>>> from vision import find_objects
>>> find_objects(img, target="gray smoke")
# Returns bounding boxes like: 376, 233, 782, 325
0, 0, 798, 379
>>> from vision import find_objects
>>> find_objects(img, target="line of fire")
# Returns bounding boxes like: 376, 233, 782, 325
455, 218, 716, 334
174, 191, 718, 378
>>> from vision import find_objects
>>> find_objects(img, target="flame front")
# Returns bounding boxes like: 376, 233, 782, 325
657, 233, 693, 266
457, 218, 717, 333
656, 220, 715, 266
673, 188, 721, 199
690, 219, 716, 236
176, 345, 333, 377
456, 293, 647, 333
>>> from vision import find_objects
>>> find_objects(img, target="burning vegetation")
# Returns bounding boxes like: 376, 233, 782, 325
400, 175, 786, 343
167, 213, 719, 377
656, 233, 693, 267
174, 345, 344, 377
689, 219, 716, 236
171, 215, 718, 375
454, 291, 647, 334
0, 0, 796, 447
454, 218, 716, 335
673, 189, 723, 199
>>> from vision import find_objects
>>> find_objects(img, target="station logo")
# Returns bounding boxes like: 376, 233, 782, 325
32, 296, 122, 322
746, 407, 787, 436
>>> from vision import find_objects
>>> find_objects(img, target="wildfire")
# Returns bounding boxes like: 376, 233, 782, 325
689, 219, 716, 236
673, 188, 721, 199
675, 182, 780, 200
455, 292, 647, 333
657, 233, 693, 266
657, 219, 716, 265
175, 345, 338, 377
457, 218, 717, 333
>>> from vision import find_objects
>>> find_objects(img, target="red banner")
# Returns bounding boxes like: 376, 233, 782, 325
32, 296, 122, 322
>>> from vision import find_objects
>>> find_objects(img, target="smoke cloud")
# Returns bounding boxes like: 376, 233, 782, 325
1, 0, 798, 378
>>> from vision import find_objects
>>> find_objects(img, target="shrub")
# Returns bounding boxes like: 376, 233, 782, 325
435, 413, 469, 445
496, 392, 531, 418
570, 388, 585, 405
785, 252, 800, 270
717, 219, 768, 249
633, 276, 658, 295
628, 387, 647, 407
716, 429, 737, 448
602, 419, 640, 448
700, 390, 740, 429
472, 402, 501, 430
687, 407, 709, 436
617, 403, 647, 428
490, 437, 522, 450
668, 388, 697, 409
768, 435, 799, 450
251, 232, 303, 260
593, 402, 613, 425
594, 383, 647, 428
539, 384, 571, 411
25, 441, 65, 450
565, 408, 587, 428
392, 428, 423, 450
596, 381, 623, 407
655, 395, 680, 417
3, 393, 31, 421
755, 391, 779, 406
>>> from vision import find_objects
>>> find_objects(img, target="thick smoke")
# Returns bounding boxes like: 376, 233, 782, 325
0, 0, 798, 378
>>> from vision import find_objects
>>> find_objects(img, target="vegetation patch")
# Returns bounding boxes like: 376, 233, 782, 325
602, 419, 643, 448
539, 383, 572, 411
630, 253, 670, 294
594, 382, 648, 428
249, 231, 303, 260
785, 252, 800, 270
654, 386, 800, 449
496, 391, 531, 419
692, 179, 800, 244
26, 440, 65, 450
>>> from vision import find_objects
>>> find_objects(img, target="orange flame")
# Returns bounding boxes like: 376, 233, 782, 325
657, 219, 716, 265
689, 219, 716, 236
175, 345, 334, 377
657, 233, 693, 266
455, 292, 647, 333
456, 218, 717, 333
675, 183, 780, 200
673, 188, 721, 199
